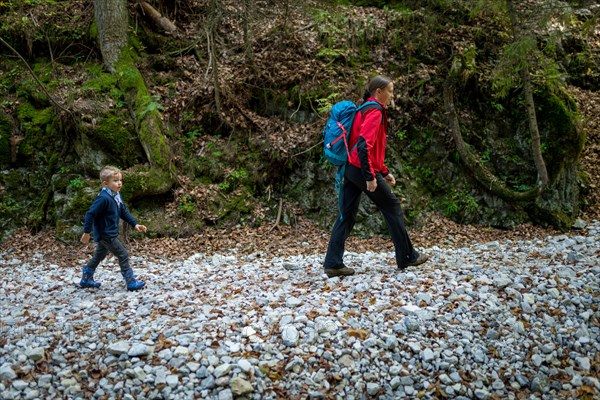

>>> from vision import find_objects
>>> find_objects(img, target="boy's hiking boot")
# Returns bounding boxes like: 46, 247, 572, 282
126, 279, 145, 291
324, 265, 355, 278
80, 268, 101, 288
399, 254, 429, 270
122, 268, 145, 291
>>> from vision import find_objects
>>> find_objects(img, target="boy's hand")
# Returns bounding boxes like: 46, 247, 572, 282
80, 233, 91, 244
135, 224, 148, 233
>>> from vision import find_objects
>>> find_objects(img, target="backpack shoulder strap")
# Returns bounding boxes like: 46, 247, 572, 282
356, 100, 383, 114
353, 101, 385, 131
350, 101, 383, 130
347, 101, 385, 154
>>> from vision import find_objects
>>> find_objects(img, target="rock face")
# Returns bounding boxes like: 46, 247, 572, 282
0, 0, 598, 246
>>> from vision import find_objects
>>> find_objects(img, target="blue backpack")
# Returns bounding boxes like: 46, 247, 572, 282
322, 100, 381, 167
322, 100, 382, 219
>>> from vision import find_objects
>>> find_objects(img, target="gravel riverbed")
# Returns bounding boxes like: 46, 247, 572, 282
0, 222, 598, 400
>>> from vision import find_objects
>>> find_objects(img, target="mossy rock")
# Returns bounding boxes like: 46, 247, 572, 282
83, 66, 120, 93
1, 167, 48, 199
80, 112, 146, 168
205, 186, 254, 223
73, 132, 114, 172
15, 103, 63, 166
530, 164, 585, 230
50, 172, 98, 242
0, 112, 13, 166
535, 88, 583, 180
120, 164, 174, 201
0, 192, 29, 238
0, 168, 53, 234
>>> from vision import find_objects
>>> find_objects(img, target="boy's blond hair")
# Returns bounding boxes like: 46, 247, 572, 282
100, 166, 121, 183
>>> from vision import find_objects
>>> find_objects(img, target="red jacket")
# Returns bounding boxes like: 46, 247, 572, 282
348, 97, 389, 181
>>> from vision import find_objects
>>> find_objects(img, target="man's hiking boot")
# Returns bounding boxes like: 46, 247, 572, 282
80, 267, 101, 288
399, 253, 429, 270
324, 266, 355, 278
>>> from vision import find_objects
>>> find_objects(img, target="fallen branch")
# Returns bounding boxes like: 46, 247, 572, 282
139, 1, 177, 33
233, 104, 268, 134
269, 198, 284, 232
292, 139, 322, 158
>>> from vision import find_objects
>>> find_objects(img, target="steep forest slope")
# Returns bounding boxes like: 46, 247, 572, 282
0, 0, 598, 242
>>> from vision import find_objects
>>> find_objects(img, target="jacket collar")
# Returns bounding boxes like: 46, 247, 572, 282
366, 96, 385, 109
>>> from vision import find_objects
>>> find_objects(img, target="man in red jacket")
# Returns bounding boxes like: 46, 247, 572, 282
323, 75, 429, 278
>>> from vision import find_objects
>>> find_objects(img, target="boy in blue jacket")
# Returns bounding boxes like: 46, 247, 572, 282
79, 166, 146, 291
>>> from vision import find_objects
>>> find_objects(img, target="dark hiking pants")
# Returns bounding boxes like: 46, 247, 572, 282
84, 237, 135, 282
324, 164, 419, 269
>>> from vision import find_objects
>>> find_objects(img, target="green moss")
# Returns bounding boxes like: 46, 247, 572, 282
225, 187, 253, 214
14, 65, 55, 105
32, 63, 54, 85
93, 112, 145, 166
51, 173, 74, 193
84, 70, 119, 93
205, 187, 254, 223
89, 18, 98, 40
528, 204, 572, 231
67, 190, 95, 215
0, 114, 12, 165
16, 103, 49, 123
113, 48, 173, 172
0, 168, 54, 232
2, 170, 25, 193
120, 165, 174, 201
15, 103, 62, 164
535, 88, 582, 181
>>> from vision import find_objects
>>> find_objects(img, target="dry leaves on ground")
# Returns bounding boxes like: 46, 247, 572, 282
0, 214, 566, 267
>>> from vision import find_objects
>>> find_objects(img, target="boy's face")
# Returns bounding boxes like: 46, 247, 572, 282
102, 173, 123, 193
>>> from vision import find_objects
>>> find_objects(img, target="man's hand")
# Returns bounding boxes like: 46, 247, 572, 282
384, 173, 396, 186
80, 233, 91, 244
366, 179, 377, 192
135, 224, 148, 233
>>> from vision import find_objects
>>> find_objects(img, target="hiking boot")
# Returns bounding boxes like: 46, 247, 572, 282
324, 266, 355, 278
80, 267, 101, 288
122, 268, 145, 291
126, 280, 145, 291
399, 254, 429, 270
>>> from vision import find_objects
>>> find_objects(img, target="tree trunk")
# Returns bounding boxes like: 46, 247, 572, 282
282, 0, 290, 32
93, 0, 128, 73
93, 0, 176, 183
506, 0, 549, 187
242, 0, 258, 77
520, 64, 550, 187
207, 0, 222, 116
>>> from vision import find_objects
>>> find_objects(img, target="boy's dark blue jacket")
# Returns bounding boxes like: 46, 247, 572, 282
83, 190, 138, 242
